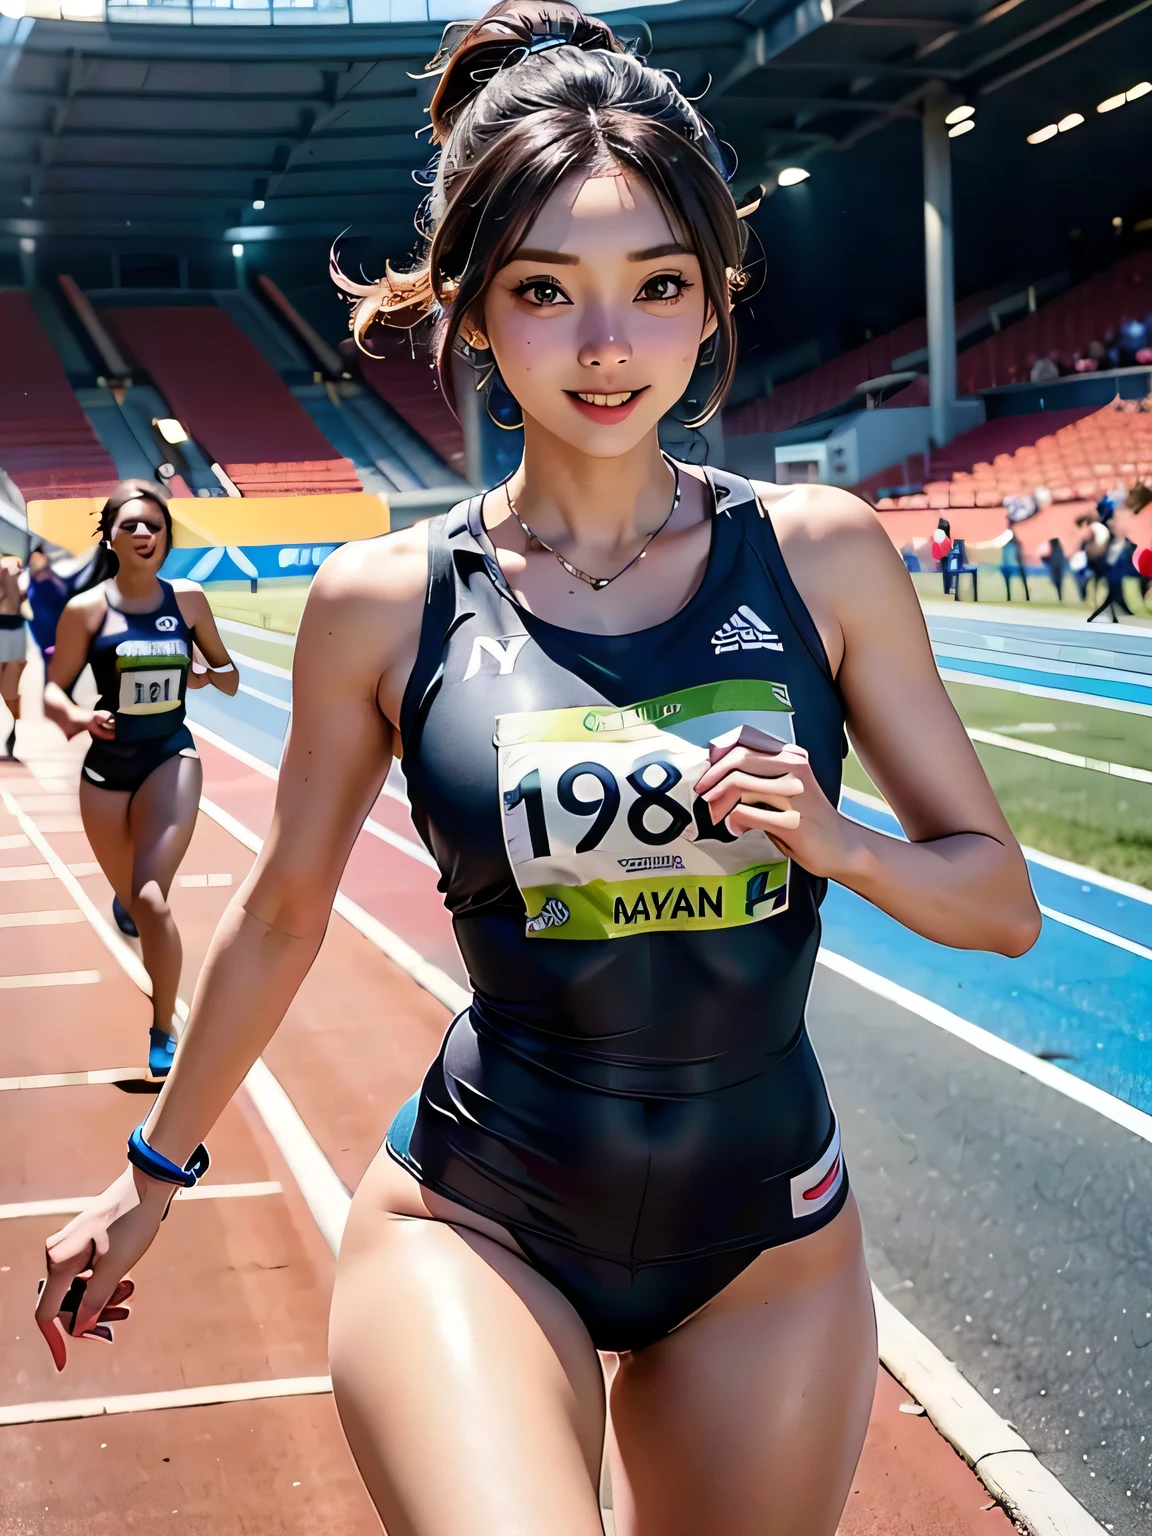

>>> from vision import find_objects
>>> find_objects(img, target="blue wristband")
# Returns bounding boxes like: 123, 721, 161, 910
127, 1124, 210, 1188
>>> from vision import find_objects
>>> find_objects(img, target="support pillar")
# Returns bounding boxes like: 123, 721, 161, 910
922, 84, 957, 451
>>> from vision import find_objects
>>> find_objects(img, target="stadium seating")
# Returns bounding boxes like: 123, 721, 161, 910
347, 331, 467, 478
0, 291, 119, 504
103, 305, 363, 497
874, 399, 1152, 513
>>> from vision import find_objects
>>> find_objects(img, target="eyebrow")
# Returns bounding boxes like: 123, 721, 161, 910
507, 241, 691, 267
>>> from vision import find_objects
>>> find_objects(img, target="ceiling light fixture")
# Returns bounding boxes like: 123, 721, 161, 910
1027, 124, 1058, 144
777, 166, 810, 187
1128, 81, 1151, 101
1058, 112, 1084, 131
948, 120, 975, 138
154, 418, 189, 445
231, 243, 245, 258
252, 199, 265, 210
944, 104, 974, 126
1098, 92, 1127, 113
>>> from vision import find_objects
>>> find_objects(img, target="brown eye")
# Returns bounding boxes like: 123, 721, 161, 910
519, 280, 569, 307
637, 274, 687, 303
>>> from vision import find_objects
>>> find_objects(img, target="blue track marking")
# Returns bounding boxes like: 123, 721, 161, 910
833, 796, 1152, 1115
932, 651, 1152, 706
186, 662, 285, 770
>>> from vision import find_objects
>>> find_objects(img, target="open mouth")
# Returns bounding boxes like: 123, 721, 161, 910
565, 387, 648, 423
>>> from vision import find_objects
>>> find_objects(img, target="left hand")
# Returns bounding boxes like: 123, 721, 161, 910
694, 726, 857, 879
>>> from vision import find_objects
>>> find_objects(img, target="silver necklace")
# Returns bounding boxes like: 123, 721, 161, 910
506, 458, 682, 592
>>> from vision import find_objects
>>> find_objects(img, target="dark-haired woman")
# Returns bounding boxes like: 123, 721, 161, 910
37, 12, 1038, 1531
42, 481, 237, 1077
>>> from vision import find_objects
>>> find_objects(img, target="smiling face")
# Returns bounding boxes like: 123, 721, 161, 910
478, 169, 717, 457
109, 497, 169, 574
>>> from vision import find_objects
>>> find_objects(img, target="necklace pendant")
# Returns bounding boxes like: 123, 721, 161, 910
590, 577, 610, 591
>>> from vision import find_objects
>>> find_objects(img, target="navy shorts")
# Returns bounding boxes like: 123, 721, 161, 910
82, 725, 198, 796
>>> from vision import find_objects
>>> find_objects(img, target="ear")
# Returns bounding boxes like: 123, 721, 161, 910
461, 305, 490, 352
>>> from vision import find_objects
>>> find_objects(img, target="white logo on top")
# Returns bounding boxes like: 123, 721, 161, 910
711, 605, 782, 654
155, 614, 178, 632
463, 634, 530, 681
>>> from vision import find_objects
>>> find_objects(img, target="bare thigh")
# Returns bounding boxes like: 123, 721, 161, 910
330, 1147, 607, 1536
608, 1193, 876, 1536
126, 750, 201, 895
79, 780, 134, 902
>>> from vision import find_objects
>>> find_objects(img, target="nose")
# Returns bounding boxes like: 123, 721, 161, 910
577, 331, 632, 369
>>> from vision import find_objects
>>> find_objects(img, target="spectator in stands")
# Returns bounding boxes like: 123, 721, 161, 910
930, 517, 953, 594
1039, 536, 1067, 600
1088, 502, 1136, 623
1000, 522, 1030, 603
0, 553, 27, 757
1029, 355, 1060, 383
1127, 483, 1152, 598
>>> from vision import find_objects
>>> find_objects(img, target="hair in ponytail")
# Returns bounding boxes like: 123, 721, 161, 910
332, 0, 747, 426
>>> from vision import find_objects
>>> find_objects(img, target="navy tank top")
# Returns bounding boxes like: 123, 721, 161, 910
394, 465, 849, 1272
88, 579, 192, 744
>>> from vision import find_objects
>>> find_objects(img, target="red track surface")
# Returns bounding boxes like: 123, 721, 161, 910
0, 714, 1016, 1534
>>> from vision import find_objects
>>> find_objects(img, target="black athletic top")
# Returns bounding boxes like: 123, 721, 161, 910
88, 579, 192, 745
392, 467, 849, 1337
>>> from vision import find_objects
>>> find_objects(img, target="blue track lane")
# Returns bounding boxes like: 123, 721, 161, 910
200, 632, 1152, 1117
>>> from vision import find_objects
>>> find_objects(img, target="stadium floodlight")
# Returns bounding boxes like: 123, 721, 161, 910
1057, 112, 1084, 132
944, 105, 974, 126
253, 200, 265, 210
1128, 82, 1152, 101
777, 167, 810, 187
231, 243, 245, 258
154, 418, 189, 446
1098, 92, 1127, 113
948, 120, 975, 138
1027, 124, 1058, 144
18, 237, 35, 253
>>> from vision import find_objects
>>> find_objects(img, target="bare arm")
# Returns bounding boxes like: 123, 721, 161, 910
697, 486, 1040, 958
35, 530, 429, 1356
174, 583, 239, 696
43, 597, 114, 740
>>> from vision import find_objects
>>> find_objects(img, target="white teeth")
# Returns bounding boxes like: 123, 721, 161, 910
577, 391, 634, 407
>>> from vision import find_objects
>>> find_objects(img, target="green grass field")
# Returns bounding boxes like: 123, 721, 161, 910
209, 581, 1152, 888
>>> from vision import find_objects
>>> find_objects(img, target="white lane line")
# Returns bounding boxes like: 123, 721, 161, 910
0, 1183, 283, 1220
816, 948, 1152, 1147
179, 873, 233, 888
67, 862, 103, 877
1039, 904, 1152, 961
214, 617, 296, 649
239, 681, 291, 712
1, 792, 155, 1002
361, 815, 438, 870
191, 716, 435, 873
187, 719, 277, 779
198, 795, 466, 1020
938, 665, 1152, 718
0, 832, 30, 850
233, 650, 292, 681
0, 970, 100, 990
967, 726, 1152, 783
0, 863, 53, 882
0, 1068, 148, 1091
874, 1290, 1105, 1536
0, 909, 85, 928
0, 1375, 332, 1427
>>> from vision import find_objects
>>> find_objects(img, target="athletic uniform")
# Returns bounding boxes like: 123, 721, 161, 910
81, 580, 195, 795
387, 467, 848, 1352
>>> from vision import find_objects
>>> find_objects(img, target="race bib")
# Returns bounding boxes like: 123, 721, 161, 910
115, 638, 189, 716
496, 680, 794, 940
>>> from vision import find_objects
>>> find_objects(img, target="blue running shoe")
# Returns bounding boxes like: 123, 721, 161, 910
148, 1026, 176, 1078
113, 896, 138, 938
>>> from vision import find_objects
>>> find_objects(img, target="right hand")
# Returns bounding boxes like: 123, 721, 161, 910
35, 1167, 171, 1371
78, 708, 115, 742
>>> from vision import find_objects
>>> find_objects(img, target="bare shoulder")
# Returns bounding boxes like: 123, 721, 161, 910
169, 577, 204, 598
752, 481, 910, 602
61, 585, 108, 630
298, 522, 431, 673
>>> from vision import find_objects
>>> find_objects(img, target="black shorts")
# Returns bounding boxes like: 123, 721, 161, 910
81, 725, 197, 796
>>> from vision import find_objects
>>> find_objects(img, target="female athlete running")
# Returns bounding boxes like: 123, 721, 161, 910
36, 12, 1039, 1533
42, 480, 237, 1077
